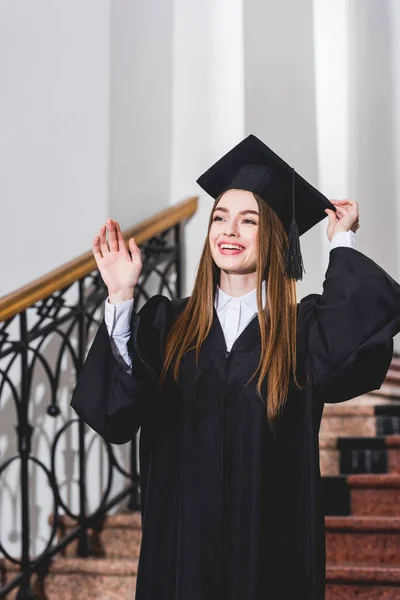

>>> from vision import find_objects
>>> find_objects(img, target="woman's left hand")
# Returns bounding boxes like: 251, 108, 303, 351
325, 199, 360, 241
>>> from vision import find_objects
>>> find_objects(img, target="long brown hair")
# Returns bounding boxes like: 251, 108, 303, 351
159, 193, 299, 427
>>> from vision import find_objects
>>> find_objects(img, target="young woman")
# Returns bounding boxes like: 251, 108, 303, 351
71, 135, 400, 600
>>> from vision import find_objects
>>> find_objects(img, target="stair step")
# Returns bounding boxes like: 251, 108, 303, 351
322, 474, 400, 516
326, 563, 400, 599
325, 516, 400, 564
349, 474, 400, 516
319, 435, 400, 476
321, 402, 400, 437
50, 513, 142, 559
372, 383, 400, 399
1, 557, 138, 600
385, 370, 400, 384
389, 357, 400, 371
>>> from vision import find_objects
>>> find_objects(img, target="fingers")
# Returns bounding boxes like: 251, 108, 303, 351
98, 219, 125, 256
106, 218, 119, 253
330, 199, 359, 216
115, 221, 129, 256
325, 208, 337, 226
334, 206, 348, 219
330, 200, 360, 234
93, 235, 102, 261
99, 224, 109, 256
129, 236, 139, 257
94, 219, 141, 263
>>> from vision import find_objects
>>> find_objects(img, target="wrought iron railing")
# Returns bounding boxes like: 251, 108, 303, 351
0, 197, 198, 599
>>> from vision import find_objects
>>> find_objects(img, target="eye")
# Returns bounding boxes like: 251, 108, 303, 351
243, 219, 257, 225
212, 216, 224, 221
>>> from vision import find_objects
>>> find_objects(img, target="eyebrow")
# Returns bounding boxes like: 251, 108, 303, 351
213, 207, 259, 216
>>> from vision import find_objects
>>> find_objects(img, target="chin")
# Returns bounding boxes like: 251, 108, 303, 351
218, 263, 248, 274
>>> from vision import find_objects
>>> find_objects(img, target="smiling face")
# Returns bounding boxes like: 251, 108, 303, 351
208, 189, 259, 275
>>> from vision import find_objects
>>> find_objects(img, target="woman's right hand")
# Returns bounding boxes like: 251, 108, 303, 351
93, 218, 142, 304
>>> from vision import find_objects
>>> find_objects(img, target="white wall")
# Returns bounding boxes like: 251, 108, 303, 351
0, 0, 111, 297
109, 0, 174, 227
390, 0, 400, 284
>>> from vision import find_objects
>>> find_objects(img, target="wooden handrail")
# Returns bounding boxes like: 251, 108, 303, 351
0, 196, 198, 322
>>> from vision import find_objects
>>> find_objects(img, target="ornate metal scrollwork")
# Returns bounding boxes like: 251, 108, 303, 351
0, 224, 181, 598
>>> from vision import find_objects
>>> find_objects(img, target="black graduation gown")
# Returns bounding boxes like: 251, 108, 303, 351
71, 247, 400, 600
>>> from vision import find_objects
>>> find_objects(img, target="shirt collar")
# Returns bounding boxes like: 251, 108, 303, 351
214, 281, 266, 313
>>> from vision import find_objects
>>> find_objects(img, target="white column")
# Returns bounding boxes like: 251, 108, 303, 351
313, 0, 350, 270
347, 0, 397, 276
244, 0, 322, 298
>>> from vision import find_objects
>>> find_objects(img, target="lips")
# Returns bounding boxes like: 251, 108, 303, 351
218, 242, 245, 255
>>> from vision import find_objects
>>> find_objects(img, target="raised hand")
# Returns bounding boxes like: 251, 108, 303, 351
325, 199, 360, 242
93, 219, 142, 304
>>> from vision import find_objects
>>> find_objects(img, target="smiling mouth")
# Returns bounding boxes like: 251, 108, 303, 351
218, 243, 245, 254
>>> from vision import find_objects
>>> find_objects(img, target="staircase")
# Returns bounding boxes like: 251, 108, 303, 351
2, 362, 400, 599
323, 358, 400, 599
0, 514, 142, 599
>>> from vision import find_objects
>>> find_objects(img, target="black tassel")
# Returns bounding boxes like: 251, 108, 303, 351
284, 168, 305, 281
285, 217, 305, 281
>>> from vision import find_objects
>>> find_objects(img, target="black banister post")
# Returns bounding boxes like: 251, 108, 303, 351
76, 280, 90, 557
16, 311, 35, 600
175, 223, 182, 299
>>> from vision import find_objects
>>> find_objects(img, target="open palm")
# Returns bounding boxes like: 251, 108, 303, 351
93, 218, 142, 302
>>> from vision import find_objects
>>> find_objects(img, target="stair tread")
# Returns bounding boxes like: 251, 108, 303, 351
326, 563, 400, 583
389, 357, 400, 370
372, 384, 400, 399
323, 399, 400, 416
385, 371, 400, 383
1, 556, 139, 576
50, 557, 138, 576
325, 515, 400, 531
347, 473, 400, 487
52, 512, 142, 529
319, 434, 400, 448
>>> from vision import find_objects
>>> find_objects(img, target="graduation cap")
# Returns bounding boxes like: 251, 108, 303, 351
196, 134, 335, 281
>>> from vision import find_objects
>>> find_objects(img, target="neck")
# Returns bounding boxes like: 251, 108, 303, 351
218, 270, 258, 297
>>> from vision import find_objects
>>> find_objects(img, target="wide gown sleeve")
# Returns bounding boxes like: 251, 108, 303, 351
70, 294, 170, 444
298, 247, 400, 404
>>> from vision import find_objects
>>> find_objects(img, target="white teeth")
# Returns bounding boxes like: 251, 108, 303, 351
220, 244, 243, 250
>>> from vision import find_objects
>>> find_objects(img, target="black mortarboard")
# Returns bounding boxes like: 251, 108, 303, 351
196, 134, 335, 281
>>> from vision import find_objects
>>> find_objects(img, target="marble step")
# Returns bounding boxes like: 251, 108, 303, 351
389, 357, 400, 371
325, 516, 400, 565
320, 435, 400, 476
320, 400, 400, 438
349, 474, 400, 516
49, 513, 142, 559
0, 557, 137, 600
385, 370, 400, 384
326, 564, 400, 599
323, 474, 400, 516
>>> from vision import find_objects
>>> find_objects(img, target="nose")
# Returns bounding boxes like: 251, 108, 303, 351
224, 221, 238, 236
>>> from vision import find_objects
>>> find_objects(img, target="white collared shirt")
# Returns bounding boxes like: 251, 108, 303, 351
104, 230, 357, 369
214, 282, 266, 352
